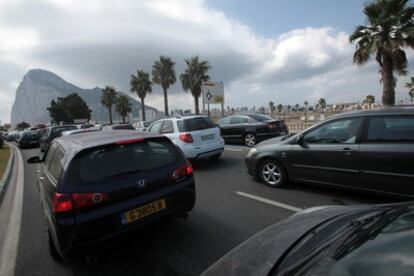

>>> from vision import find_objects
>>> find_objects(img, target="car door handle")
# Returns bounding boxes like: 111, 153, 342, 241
342, 148, 355, 155
39, 176, 45, 181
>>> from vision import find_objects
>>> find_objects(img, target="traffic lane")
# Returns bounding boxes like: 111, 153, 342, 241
195, 148, 396, 210
14, 148, 293, 276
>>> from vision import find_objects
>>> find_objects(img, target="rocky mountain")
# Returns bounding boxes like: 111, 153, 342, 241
10, 69, 160, 125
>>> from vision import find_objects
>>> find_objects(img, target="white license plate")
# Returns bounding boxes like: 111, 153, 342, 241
201, 134, 214, 141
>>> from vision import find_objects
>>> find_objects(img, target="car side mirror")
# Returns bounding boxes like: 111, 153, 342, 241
27, 156, 42, 164
297, 134, 305, 145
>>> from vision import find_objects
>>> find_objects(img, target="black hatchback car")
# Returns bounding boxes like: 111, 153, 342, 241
245, 106, 414, 197
27, 131, 195, 259
219, 115, 288, 147
18, 130, 40, 149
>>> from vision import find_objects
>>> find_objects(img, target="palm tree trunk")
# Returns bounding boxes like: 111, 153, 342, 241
108, 106, 113, 125
122, 115, 126, 124
163, 87, 169, 117
141, 97, 146, 121
194, 96, 200, 115
382, 52, 395, 106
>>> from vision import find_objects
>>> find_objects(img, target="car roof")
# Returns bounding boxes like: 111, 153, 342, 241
154, 115, 210, 122
53, 131, 165, 163
329, 105, 414, 119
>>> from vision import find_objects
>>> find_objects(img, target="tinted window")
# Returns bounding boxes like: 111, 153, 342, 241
70, 138, 178, 184
230, 116, 249, 124
367, 116, 414, 142
177, 117, 216, 132
161, 120, 174, 134
219, 117, 231, 125
22, 131, 39, 139
148, 121, 163, 133
49, 146, 65, 180
304, 118, 363, 144
51, 126, 76, 138
248, 114, 273, 122
112, 124, 135, 130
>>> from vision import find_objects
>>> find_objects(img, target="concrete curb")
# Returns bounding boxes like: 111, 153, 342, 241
0, 143, 15, 206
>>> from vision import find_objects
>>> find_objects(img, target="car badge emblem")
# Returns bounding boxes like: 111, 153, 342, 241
137, 180, 146, 189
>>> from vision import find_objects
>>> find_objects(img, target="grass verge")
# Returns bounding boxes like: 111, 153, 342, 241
0, 144, 11, 179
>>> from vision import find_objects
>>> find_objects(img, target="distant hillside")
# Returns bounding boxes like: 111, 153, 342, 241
10, 69, 160, 125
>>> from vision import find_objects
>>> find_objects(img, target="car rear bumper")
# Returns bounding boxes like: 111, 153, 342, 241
56, 180, 196, 257
181, 139, 225, 159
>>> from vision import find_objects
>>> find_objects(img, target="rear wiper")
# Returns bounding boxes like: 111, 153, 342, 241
103, 169, 142, 179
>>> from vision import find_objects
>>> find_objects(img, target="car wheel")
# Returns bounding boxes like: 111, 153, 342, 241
48, 230, 60, 259
210, 153, 221, 160
258, 159, 287, 187
244, 133, 256, 147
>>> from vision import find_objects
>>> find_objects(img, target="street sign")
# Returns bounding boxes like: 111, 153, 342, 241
202, 82, 224, 104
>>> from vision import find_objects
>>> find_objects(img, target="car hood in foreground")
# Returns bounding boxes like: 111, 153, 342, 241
201, 204, 383, 276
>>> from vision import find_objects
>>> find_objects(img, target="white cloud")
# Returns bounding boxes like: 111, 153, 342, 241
0, 0, 413, 123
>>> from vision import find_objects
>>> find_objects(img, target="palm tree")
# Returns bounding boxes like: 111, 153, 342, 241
294, 103, 299, 112
101, 86, 117, 124
350, 0, 414, 105
130, 70, 152, 121
152, 56, 176, 116
365, 94, 376, 108
180, 56, 210, 115
277, 104, 283, 114
268, 101, 275, 116
287, 105, 291, 113
115, 94, 132, 123
318, 98, 327, 114
405, 76, 414, 103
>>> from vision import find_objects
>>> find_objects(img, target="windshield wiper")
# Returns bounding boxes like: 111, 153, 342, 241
103, 169, 142, 179
276, 206, 408, 275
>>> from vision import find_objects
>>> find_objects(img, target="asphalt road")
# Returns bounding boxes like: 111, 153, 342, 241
2, 144, 397, 276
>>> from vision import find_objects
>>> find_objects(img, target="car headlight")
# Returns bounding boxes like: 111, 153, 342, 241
246, 148, 257, 158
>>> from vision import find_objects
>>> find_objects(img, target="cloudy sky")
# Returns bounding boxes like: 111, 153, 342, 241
1, 0, 414, 123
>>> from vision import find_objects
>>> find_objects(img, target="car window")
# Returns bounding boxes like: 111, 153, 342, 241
69, 138, 178, 184
219, 117, 231, 125
143, 122, 151, 127
49, 146, 65, 180
367, 116, 414, 142
304, 118, 363, 144
148, 121, 163, 133
248, 114, 273, 122
44, 143, 57, 171
177, 117, 216, 132
112, 124, 135, 130
51, 126, 76, 138
161, 120, 174, 134
230, 116, 249, 124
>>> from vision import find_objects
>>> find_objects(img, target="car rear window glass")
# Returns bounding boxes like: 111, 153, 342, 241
49, 147, 65, 181
248, 115, 273, 122
177, 117, 216, 132
51, 126, 76, 137
367, 117, 414, 142
22, 131, 39, 139
69, 138, 178, 184
161, 120, 174, 134
112, 124, 135, 130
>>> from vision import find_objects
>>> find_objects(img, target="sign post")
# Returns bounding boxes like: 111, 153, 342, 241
202, 81, 224, 118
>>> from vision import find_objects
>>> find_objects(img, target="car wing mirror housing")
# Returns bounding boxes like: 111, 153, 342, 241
27, 156, 42, 164
297, 134, 305, 145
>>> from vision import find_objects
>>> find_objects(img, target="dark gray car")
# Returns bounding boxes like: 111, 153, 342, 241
202, 202, 414, 276
245, 106, 414, 197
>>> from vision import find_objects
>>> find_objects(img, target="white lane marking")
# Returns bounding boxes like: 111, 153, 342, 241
235, 191, 302, 213
0, 144, 24, 276
224, 148, 244, 152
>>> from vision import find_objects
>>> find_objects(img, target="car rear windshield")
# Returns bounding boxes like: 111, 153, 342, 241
22, 131, 39, 139
68, 138, 178, 185
51, 126, 76, 136
113, 124, 135, 130
177, 117, 216, 132
248, 114, 273, 122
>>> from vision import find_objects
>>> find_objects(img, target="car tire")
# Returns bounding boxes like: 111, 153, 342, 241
48, 230, 60, 259
210, 153, 221, 160
258, 159, 287, 188
244, 133, 256, 147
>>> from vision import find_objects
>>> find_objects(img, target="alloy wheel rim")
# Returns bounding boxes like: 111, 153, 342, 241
245, 134, 256, 147
262, 163, 281, 185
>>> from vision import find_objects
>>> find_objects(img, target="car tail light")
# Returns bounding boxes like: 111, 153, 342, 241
52, 192, 110, 213
172, 161, 193, 181
72, 193, 110, 209
52, 193, 73, 213
179, 133, 193, 143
